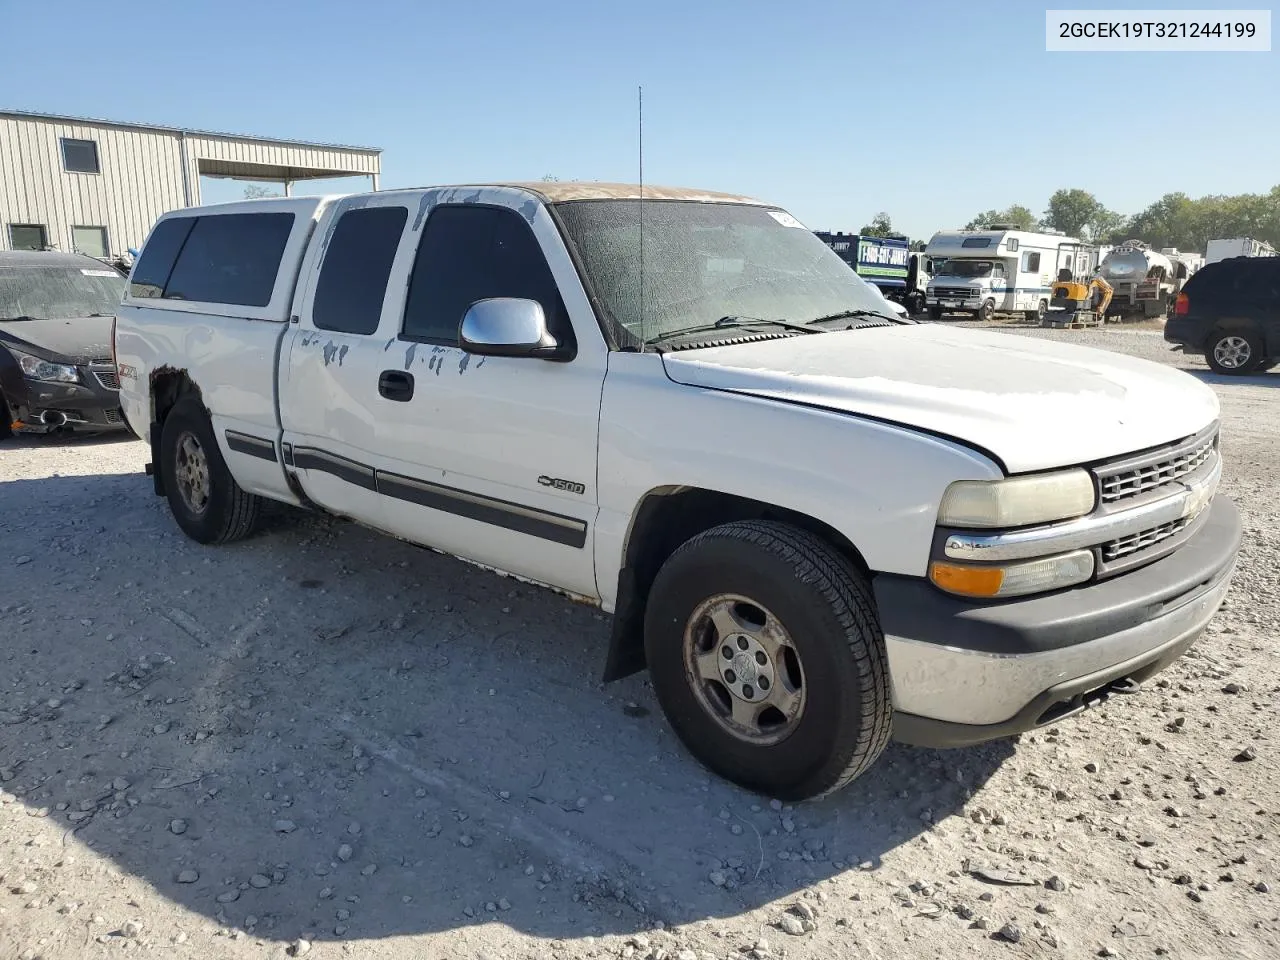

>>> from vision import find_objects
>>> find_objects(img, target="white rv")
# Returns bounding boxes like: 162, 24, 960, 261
924, 228, 1087, 322
1205, 237, 1277, 265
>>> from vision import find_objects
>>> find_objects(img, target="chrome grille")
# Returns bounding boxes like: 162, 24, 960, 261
933, 286, 976, 299
1097, 435, 1216, 504
1102, 516, 1191, 561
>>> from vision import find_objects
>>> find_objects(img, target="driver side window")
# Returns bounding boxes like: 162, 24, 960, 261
400, 204, 574, 350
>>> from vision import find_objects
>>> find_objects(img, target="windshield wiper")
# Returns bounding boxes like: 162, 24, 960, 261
644, 315, 819, 346
809, 308, 910, 326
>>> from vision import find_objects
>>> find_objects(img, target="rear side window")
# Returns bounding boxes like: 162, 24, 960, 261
163, 212, 295, 307
130, 217, 195, 298
401, 205, 570, 346
312, 206, 408, 334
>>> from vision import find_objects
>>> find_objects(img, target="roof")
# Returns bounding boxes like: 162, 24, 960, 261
503, 181, 768, 205
0, 250, 114, 268
0, 108, 381, 154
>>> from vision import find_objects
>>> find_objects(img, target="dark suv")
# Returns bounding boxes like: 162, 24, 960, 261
1165, 256, 1280, 375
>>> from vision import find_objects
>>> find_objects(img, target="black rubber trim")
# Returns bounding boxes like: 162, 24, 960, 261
287, 443, 587, 548
376, 470, 588, 548
875, 495, 1240, 656
224, 430, 278, 462
292, 446, 377, 491
892, 625, 1202, 748
281, 442, 294, 466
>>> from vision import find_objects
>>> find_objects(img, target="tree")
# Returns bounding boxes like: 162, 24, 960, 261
244, 183, 282, 200
1043, 188, 1102, 238
859, 211, 894, 237
964, 204, 1037, 231
909, 240, 927, 252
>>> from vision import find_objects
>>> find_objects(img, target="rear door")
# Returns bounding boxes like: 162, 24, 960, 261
279, 193, 414, 528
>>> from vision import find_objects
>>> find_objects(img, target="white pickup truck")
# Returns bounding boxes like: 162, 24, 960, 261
113, 183, 1241, 800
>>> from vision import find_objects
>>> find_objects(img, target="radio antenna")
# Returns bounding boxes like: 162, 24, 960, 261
638, 84, 647, 354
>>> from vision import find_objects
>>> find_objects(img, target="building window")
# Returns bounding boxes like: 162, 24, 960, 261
72, 225, 110, 259
61, 138, 100, 174
9, 224, 48, 250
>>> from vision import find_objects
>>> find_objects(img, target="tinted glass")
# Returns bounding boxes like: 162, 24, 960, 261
313, 206, 408, 334
163, 213, 295, 307
9, 225, 47, 251
62, 138, 100, 174
402, 205, 569, 344
130, 218, 195, 298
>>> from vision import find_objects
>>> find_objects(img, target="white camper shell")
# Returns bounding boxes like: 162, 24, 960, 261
1205, 237, 1277, 265
924, 229, 1090, 322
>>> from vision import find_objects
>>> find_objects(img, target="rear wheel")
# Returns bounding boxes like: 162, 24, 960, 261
160, 397, 262, 544
1206, 329, 1264, 375
643, 520, 892, 801
906, 291, 926, 315
1024, 300, 1047, 324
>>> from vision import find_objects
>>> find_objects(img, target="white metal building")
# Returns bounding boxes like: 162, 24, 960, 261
0, 109, 381, 260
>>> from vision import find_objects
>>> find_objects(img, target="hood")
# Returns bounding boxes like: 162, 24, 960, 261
0, 315, 115, 364
661, 324, 1219, 473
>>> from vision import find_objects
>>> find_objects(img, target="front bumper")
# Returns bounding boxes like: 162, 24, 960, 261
878, 495, 1241, 747
928, 297, 984, 311
6, 373, 126, 433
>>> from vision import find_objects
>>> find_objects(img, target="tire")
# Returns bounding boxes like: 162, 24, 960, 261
1205, 328, 1264, 375
643, 520, 892, 801
159, 397, 262, 544
977, 299, 995, 322
1258, 360, 1277, 372
906, 291, 926, 315
927, 305, 943, 321
0, 394, 11, 441
1024, 300, 1047, 324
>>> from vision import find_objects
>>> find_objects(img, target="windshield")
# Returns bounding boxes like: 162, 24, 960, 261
0, 265, 126, 320
552, 199, 891, 345
936, 259, 994, 278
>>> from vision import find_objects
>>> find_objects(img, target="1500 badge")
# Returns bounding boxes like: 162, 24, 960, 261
538, 476, 586, 495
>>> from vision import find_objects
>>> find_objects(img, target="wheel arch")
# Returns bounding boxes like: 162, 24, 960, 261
603, 486, 873, 682
148, 367, 204, 496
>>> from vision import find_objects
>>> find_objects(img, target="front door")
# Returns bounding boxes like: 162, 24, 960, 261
285, 190, 607, 600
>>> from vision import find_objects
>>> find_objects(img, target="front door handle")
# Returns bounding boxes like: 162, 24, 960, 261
378, 370, 414, 402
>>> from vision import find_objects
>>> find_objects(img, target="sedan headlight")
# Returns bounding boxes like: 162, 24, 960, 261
938, 469, 1095, 529
12, 350, 80, 383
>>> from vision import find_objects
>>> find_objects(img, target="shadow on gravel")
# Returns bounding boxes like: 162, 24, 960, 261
1179, 367, 1280, 388
0, 470, 1013, 947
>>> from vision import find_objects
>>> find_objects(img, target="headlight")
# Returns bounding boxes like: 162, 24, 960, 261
938, 469, 1095, 528
929, 550, 1095, 598
12, 350, 80, 384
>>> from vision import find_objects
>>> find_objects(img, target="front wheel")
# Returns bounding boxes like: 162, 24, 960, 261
1025, 300, 1047, 324
927, 305, 943, 321
160, 397, 263, 544
643, 520, 892, 801
977, 299, 995, 322
1206, 329, 1263, 375
906, 291, 926, 315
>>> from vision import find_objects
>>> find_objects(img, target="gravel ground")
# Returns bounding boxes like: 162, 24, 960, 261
0, 327, 1276, 960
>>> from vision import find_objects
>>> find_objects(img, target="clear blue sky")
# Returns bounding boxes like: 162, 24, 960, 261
3, 0, 1276, 239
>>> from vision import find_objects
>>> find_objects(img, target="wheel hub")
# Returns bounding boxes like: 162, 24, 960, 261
175, 432, 212, 515
718, 633, 775, 703
684, 594, 806, 745
1214, 336, 1250, 369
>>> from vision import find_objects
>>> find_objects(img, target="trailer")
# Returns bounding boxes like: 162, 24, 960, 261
1098, 241, 1198, 319
814, 232, 931, 314
1205, 237, 1277, 265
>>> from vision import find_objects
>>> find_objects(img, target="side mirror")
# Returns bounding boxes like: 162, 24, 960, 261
459, 298, 564, 359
